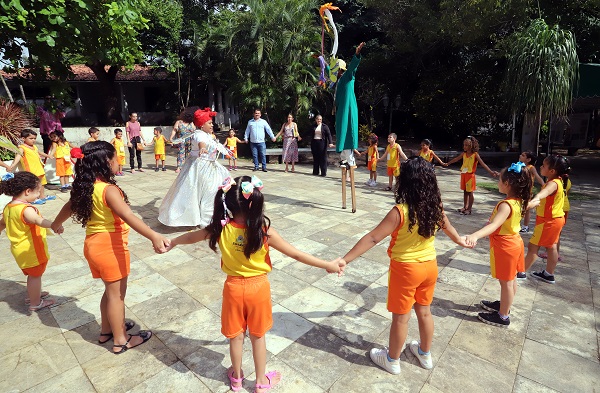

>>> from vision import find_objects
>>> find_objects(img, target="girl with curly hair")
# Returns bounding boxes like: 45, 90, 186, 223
465, 162, 532, 327
0, 172, 57, 311
339, 157, 468, 374
52, 141, 170, 354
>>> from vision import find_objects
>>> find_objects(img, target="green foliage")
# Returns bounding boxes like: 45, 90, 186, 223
140, 0, 184, 71
358, 124, 372, 143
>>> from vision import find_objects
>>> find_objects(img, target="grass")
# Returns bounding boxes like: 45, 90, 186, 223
478, 182, 598, 200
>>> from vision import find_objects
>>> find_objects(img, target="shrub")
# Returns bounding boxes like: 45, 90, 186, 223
0, 99, 32, 160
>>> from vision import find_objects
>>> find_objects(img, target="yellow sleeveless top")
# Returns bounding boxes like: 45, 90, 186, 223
461, 153, 477, 173
226, 137, 238, 149
3, 202, 49, 268
489, 199, 521, 236
53, 142, 71, 160
537, 178, 564, 219
387, 143, 400, 168
387, 204, 436, 263
367, 145, 378, 161
153, 135, 166, 155
19, 144, 45, 177
218, 221, 271, 277
563, 178, 571, 212
112, 138, 126, 157
419, 150, 433, 162
86, 181, 130, 235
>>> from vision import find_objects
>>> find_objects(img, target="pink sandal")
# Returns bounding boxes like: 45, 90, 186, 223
254, 370, 281, 393
228, 368, 244, 392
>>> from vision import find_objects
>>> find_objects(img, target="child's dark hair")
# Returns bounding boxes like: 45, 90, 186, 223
421, 139, 432, 148
70, 141, 128, 227
522, 151, 537, 166
0, 172, 41, 196
544, 154, 571, 189
207, 176, 270, 258
395, 157, 444, 238
21, 129, 37, 138
88, 127, 99, 136
369, 133, 378, 144
114, 128, 123, 136
464, 136, 479, 152
154, 127, 163, 133
500, 164, 532, 216
50, 130, 67, 143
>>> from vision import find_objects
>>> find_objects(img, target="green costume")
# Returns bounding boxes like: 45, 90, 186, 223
334, 54, 361, 152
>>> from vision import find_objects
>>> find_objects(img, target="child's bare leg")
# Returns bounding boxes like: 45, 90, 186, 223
27, 275, 42, 306
229, 333, 244, 380
388, 175, 393, 188
498, 279, 515, 316
467, 191, 474, 211
373, 171, 377, 182
291, 162, 295, 171
59, 177, 66, 187
285, 163, 289, 172
39, 186, 46, 199
250, 334, 281, 391
545, 244, 559, 274
389, 312, 410, 359
523, 209, 531, 227
99, 290, 110, 339
462, 191, 468, 210
524, 243, 540, 271
413, 304, 434, 352
105, 278, 143, 351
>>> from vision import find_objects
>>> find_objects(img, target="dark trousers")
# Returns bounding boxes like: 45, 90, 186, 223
42, 134, 52, 154
128, 136, 143, 169
311, 139, 328, 176
250, 142, 267, 169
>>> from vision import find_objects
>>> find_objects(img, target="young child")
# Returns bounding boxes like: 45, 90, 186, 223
339, 157, 468, 374
0, 172, 57, 311
224, 129, 245, 171
10, 129, 56, 205
48, 131, 73, 192
151, 127, 167, 172
524, 154, 570, 283
87, 127, 100, 143
446, 136, 498, 214
51, 141, 170, 353
378, 133, 407, 191
518, 151, 545, 233
464, 162, 532, 327
166, 175, 344, 392
366, 133, 379, 186
110, 129, 126, 176
418, 139, 447, 166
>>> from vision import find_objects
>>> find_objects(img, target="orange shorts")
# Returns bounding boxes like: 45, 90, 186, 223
83, 230, 130, 282
367, 157, 377, 171
117, 155, 125, 165
55, 158, 73, 177
221, 274, 272, 338
489, 234, 524, 280
226, 146, 238, 159
387, 259, 438, 314
155, 154, 165, 161
530, 216, 565, 247
460, 172, 476, 192
387, 166, 399, 177
22, 262, 48, 277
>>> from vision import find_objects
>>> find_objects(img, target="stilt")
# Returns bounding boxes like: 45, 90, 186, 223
350, 166, 356, 213
341, 166, 347, 209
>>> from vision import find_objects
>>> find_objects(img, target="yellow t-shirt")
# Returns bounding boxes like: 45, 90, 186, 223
18, 144, 45, 177
218, 222, 271, 277
226, 137, 238, 150
536, 178, 564, 219
489, 199, 522, 236
386, 143, 400, 168
563, 178, 572, 212
3, 202, 49, 268
387, 204, 437, 263
111, 137, 126, 157
153, 135, 166, 155
419, 150, 433, 162
53, 141, 71, 160
461, 153, 477, 174
86, 181, 130, 235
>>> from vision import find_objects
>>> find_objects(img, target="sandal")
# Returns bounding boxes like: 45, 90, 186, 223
29, 298, 55, 312
112, 330, 152, 354
384, 186, 392, 191
25, 291, 49, 304
99, 321, 136, 344
254, 370, 281, 393
457, 208, 466, 214
228, 367, 244, 392
461, 209, 472, 215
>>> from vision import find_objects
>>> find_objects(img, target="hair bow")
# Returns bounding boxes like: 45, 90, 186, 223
241, 176, 264, 199
508, 162, 526, 173
1, 172, 14, 181
218, 177, 236, 193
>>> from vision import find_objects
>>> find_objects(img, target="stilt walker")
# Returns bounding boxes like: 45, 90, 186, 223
334, 42, 365, 213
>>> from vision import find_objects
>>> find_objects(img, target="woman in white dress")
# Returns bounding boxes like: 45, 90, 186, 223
158, 108, 231, 227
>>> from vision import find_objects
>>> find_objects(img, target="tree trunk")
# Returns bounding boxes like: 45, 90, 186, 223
86, 62, 122, 125
521, 112, 540, 154
0, 73, 14, 102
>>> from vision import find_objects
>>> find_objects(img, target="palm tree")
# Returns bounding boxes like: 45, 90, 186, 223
504, 18, 579, 154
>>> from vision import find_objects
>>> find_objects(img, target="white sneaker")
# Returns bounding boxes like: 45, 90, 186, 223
371, 181, 377, 187
369, 347, 401, 375
409, 340, 433, 369
365, 179, 373, 186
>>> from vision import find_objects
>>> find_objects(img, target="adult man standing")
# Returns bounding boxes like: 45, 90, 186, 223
244, 109, 276, 172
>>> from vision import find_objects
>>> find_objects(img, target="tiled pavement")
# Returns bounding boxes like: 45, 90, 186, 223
1, 150, 599, 393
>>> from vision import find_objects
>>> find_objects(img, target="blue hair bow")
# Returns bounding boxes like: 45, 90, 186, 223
1, 172, 14, 181
508, 162, 526, 173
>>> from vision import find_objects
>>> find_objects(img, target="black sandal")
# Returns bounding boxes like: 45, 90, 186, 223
113, 330, 152, 354
99, 321, 136, 344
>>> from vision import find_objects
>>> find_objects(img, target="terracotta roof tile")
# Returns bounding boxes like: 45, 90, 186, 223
1, 64, 174, 82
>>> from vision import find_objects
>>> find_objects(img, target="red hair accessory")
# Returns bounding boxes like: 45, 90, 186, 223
194, 107, 217, 128
70, 147, 84, 158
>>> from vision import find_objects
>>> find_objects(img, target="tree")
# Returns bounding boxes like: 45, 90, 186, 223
504, 18, 579, 153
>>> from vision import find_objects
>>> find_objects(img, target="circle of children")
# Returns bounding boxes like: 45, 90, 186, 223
0, 116, 572, 389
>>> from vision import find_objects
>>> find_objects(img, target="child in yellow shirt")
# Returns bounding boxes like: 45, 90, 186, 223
87, 127, 100, 142
110, 129, 126, 176
378, 133, 407, 191
225, 129, 246, 170
151, 127, 167, 171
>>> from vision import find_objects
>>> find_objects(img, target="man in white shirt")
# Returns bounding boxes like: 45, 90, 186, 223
244, 109, 276, 172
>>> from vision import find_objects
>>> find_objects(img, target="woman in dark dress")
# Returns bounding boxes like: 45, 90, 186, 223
310, 115, 334, 176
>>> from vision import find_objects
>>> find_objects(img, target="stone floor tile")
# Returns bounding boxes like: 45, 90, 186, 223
0, 334, 79, 392
351, 281, 391, 320
279, 286, 346, 323
420, 383, 445, 393
436, 265, 488, 294
512, 375, 559, 393
268, 268, 311, 304
125, 272, 178, 307
280, 258, 329, 284
126, 361, 210, 393
428, 345, 515, 393
24, 366, 96, 393
312, 271, 371, 302
342, 255, 391, 281
50, 292, 103, 332
44, 273, 105, 304
37, 259, 91, 287
0, 309, 61, 357
518, 338, 600, 392
140, 247, 194, 272
130, 288, 202, 329
244, 357, 325, 393
267, 304, 315, 355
